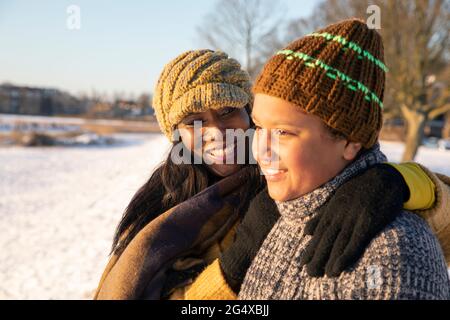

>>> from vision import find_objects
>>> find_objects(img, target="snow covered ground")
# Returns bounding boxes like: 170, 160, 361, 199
0, 133, 171, 299
0, 135, 449, 299
0, 113, 152, 131
381, 141, 450, 176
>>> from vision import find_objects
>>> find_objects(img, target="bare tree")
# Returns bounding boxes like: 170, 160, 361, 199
197, 0, 285, 79
137, 93, 152, 115
283, 0, 450, 161
381, 0, 450, 160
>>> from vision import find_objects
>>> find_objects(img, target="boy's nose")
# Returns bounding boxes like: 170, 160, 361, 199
254, 128, 276, 164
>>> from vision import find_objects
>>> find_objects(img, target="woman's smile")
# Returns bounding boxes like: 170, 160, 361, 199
204, 142, 237, 163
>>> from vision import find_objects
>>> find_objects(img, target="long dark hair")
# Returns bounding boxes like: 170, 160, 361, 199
111, 113, 265, 256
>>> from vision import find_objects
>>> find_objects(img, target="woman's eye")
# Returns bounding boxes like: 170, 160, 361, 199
184, 119, 203, 127
219, 107, 236, 117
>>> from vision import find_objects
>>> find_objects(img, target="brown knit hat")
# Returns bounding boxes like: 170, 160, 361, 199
253, 18, 387, 148
153, 50, 252, 140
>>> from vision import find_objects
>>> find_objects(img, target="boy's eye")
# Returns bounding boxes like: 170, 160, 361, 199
254, 126, 292, 137
273, 129, 287, 136
273, 129, 290, 136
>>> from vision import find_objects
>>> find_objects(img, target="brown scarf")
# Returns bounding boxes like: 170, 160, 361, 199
94, 167, 253, 300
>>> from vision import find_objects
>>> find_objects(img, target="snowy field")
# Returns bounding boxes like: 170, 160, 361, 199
0, 133, 171, 299
0, 134, 449, 299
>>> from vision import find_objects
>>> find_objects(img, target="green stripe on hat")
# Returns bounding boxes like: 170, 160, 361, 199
277, 49, 384, 108
307, 32, 389, 73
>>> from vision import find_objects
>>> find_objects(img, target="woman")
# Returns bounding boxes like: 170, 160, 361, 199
94, 49, 447, 300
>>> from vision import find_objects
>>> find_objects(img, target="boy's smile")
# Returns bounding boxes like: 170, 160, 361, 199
259, 167, 288, 182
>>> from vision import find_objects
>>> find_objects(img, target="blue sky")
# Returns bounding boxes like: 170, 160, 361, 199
0, 0, 317, 98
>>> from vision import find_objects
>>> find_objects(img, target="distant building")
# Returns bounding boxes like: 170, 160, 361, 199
0, 84, 88, 116
424, 116, 445, 138
0, 84, 154, 119
111, 96, 154, 119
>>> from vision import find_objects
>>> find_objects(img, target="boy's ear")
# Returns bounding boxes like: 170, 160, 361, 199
342, 141, 363, 161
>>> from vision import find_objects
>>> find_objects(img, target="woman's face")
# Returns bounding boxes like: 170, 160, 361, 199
177, 106, 251, 177
251, 94, 362, 202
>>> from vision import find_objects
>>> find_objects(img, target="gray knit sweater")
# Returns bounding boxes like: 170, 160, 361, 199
239, 145, 450, 300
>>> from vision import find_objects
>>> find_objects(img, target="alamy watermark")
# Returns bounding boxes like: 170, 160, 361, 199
366, 265, 383, 289
366, 5, 381, 30
66, 5, 81, 30
169, 121, 280, 169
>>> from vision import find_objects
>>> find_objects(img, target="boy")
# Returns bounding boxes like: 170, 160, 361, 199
238, 18, 450, 299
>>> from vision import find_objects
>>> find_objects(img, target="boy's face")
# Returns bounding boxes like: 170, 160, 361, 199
251, 94, 361, 202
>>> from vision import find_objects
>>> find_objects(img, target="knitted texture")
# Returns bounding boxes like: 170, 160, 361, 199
153, 50, 252, 140
239, 145, 450, 300
184, 259, 237, 300
220, 187, 280, 291
413, 164, 450, 265
253, 19, 386, 148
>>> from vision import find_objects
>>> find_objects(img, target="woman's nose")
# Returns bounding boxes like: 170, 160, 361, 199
202, 126, 225, 143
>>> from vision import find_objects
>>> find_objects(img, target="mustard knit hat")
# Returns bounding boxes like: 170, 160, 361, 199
153, 50, 252, 140
253, 19, 387, 148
